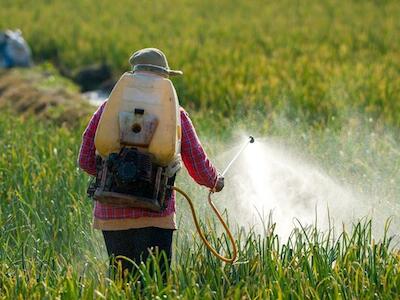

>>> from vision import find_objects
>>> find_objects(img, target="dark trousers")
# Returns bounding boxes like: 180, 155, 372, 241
102, 227, 174, 279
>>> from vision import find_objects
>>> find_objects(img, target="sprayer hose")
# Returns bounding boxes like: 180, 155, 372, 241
172, 186, 237, 263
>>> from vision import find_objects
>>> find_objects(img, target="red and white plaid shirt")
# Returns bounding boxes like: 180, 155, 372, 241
78, 101, 218, 219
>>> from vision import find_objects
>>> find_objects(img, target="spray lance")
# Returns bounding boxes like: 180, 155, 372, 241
172, 136, 255, 263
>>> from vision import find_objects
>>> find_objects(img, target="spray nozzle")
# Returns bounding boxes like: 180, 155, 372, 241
249, 136, 255, 143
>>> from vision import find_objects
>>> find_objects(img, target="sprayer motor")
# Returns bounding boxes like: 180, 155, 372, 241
87, 147, 180, 212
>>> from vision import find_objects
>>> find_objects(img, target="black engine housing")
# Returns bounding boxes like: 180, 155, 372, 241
107, 148, 153, 196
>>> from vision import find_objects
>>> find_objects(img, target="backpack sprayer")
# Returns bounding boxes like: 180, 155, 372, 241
173, 136, 255, 263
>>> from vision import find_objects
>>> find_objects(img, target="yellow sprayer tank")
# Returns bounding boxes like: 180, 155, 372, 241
95, 72, 181, 166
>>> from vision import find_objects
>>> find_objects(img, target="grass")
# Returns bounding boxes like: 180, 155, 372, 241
0, 110, 399, 299
0, 65, 92, 126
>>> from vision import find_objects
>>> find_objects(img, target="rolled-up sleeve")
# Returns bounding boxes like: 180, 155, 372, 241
78, 101, 107, 176
180, 108, 218, 189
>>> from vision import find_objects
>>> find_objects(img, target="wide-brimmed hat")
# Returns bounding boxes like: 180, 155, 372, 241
129, 48, 183, 77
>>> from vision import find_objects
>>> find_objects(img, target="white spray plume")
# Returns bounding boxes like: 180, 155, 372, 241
215, 136, 399, 241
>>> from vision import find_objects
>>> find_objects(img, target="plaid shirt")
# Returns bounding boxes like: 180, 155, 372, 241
78, 101, 218, 219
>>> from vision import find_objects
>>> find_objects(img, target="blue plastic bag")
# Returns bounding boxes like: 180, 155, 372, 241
0, 29, 32, 68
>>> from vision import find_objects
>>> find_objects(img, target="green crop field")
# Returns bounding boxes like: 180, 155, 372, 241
1, 0, 400, 128
0, 114, 399, 299
1, 0, 400, 299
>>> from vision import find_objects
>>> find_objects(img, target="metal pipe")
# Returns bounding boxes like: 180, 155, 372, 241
221, 136, 255, 177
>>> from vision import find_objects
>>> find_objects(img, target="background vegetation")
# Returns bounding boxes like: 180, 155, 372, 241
1, 0, 400, 298
1, 0, 399, 129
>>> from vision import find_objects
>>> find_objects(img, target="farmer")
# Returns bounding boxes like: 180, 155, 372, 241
78, 48, 224, 278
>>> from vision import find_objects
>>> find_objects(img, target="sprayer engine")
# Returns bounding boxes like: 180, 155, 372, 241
107, 148, 152, 193
88, 147, 179, 212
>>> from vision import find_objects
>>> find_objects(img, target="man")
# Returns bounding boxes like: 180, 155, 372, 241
78, 48, 224, 277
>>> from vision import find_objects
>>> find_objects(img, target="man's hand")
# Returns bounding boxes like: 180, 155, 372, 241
213, 176, 224, 192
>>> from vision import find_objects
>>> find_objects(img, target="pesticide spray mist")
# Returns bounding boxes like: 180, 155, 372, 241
213, 125, 400, 242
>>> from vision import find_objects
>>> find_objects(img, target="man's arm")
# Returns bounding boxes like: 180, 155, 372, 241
77, 101, 107, 176
180, 108, 222, 190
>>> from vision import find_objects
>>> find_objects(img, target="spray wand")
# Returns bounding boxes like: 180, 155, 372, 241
221, 136, 255, 177
173, 136, 255, 263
